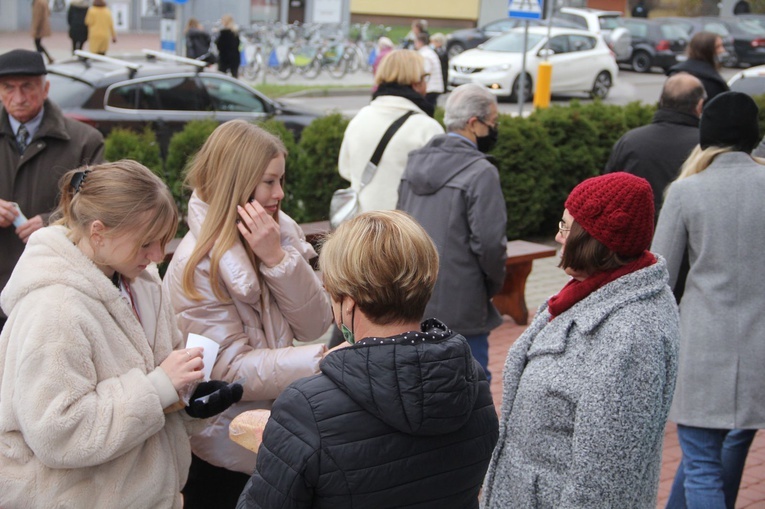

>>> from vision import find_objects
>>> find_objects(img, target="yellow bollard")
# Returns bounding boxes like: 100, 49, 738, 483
533, 61, 552, 109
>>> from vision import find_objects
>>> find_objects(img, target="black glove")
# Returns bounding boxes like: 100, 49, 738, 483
185, 380, 244, 419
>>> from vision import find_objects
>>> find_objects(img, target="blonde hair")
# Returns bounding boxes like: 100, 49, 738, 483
319, 211, 439, 325
181, 120, 286, 301
52, 160, 178, 254
374, 49, 425, 87
430, 33, 446, 47
221, 14, 236, 30
675, 145, 732, 181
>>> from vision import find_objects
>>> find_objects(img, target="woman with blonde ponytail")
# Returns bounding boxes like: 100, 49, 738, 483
163, 119, 332, 508
0, 160, 241, 508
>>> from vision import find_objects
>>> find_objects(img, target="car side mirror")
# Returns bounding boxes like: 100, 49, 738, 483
538, 48, 554, 58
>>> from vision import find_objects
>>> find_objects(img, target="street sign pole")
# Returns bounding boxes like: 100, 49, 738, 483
518, 20, 528, 116
508, 0, 545, 116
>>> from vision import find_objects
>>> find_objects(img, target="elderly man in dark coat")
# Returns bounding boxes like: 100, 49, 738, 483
605, 72, 705, 216
0, 49, 104, 331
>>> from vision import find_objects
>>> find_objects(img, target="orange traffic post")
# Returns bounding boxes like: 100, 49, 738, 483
533, 61, 552, 109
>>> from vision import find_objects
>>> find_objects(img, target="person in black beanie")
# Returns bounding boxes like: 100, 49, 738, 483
653, 91, 765, 509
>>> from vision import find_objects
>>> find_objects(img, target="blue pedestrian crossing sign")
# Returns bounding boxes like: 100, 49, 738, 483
509, 0, 545, 19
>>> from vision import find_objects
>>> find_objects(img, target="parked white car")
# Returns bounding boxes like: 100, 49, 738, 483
448, 26, 619, 102
556, 7, 632, 62
727, 64, 765, 96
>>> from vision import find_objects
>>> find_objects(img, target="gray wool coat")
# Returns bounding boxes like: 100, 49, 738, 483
481, 257, 679, 509
652, 151, 765, 429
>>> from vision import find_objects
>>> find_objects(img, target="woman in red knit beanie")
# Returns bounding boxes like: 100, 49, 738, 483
482, 172, 680, 509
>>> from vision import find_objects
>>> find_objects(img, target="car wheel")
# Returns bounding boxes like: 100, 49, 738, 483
510, 73, 532, 103
631, 51, 652, 73
448, 43, 465, 58
590, 71, 612, 100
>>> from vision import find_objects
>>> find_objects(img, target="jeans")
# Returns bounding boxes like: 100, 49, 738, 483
464, 333, 491, 384
666, 426, 757, 509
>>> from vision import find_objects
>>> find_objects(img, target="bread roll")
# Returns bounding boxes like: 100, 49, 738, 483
229, 409, 271, 453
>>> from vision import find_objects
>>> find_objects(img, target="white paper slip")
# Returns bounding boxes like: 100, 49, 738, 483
185, 333, 220, 381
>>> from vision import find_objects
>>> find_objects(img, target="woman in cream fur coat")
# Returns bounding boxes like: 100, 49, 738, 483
0, 161, 213, 508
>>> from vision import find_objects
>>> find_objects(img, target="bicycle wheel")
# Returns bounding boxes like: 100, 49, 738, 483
328, 53, 350, 79
301, 57, 322, 79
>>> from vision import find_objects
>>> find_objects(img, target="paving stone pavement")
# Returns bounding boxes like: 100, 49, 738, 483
488, 243, 765, 508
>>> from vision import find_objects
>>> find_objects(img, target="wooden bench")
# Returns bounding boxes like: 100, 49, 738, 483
163, 223, 557, 327
493, 240, 557, 326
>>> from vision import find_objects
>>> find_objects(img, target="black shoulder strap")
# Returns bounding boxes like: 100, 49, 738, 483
369, 110, 417, 166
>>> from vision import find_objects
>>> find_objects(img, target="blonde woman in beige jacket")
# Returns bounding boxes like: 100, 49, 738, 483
163, 120, 333, 509
0, 161, 230, 508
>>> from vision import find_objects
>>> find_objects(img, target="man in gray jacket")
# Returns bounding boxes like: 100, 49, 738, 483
397, 83, 507, 382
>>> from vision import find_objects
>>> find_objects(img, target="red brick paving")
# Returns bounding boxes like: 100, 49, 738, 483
487, 315, 765, 509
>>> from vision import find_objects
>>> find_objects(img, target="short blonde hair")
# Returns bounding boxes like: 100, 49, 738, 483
52, 160, 178, 255
430, 33, 446, 47
319, 211, 439, 325
182, 120, 286, 301
374, 49, 425, 87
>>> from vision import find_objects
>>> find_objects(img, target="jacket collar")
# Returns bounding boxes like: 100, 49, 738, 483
527, 256, 670, 359
1, 100, 72, 143
652, 108, 699, 128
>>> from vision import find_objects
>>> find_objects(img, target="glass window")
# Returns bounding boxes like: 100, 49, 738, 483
149, 77, 210, 111
625, 21, 648, 38
661, 24, 690, 39
485, 20, 517, 33
569, 34, 596, 51
481, 32, 546, 52
734, 20, 765, 35
599, 16, 623, 30
558, 13, 588, 29
548, 35, 570, 54
251, 0, 279, 23
200, 77, 265, 113
703, 22, 731, 36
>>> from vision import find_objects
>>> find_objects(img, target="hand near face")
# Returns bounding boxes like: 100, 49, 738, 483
236, 200, 285, 268
17, 214, 43, 243
0, 199, 18, 228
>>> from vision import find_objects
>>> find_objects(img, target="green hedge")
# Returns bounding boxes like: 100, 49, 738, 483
107, 95, 765, 241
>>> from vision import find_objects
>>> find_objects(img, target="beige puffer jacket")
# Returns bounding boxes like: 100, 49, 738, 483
163, 193, 333, 473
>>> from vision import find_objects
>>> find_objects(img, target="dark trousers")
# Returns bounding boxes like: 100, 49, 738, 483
425, 92, 440, 108
34, 38, 54, 64
182, 454, 251, 509
72, 39, 85, 53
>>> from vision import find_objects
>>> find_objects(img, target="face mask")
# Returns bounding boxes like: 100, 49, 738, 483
476, 124, 498, 153
339, 302, 355, 344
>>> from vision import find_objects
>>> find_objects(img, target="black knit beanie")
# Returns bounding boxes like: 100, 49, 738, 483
700, 91, 760, 153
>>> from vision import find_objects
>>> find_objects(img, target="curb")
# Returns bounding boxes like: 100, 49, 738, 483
280, 86, 372, 99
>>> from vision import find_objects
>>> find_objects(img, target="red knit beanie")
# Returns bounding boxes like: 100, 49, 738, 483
565, 172, 654, 258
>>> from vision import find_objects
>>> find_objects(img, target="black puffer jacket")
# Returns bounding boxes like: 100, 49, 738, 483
237, 319, 499, 509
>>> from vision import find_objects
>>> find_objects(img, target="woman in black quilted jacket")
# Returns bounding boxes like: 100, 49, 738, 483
237, 210, 499, 509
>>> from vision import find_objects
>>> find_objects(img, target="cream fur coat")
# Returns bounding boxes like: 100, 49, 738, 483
0, 226, 199, 509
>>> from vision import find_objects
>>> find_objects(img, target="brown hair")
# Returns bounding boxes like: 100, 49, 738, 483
320, 211, 439, 325
559, 221, 634, 275
687, 31, 721, 69
181, 120, 286, 301
52, 160, 178, 255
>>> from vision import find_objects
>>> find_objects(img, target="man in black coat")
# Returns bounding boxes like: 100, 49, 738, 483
604, 72, 705, 217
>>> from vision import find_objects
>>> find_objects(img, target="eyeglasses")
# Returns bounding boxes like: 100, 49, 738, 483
420, 73, 431, 83
477, 118, 500, 129
558, 220, 571, 238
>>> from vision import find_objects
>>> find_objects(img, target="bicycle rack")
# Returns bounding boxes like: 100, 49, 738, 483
73, 50, 143, 79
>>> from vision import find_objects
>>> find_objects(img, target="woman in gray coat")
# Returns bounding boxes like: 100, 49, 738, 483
652, 91, 764, 509
482, 172, 679, 509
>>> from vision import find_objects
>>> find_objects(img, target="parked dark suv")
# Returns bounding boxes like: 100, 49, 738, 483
46, 50, 320, 157
621, 18, 689, 72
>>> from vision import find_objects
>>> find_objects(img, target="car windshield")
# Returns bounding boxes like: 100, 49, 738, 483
599, 16, 622, 30
703, 22, 732, 36
734, 20, 765, 35
661, 24, 690, 39
46, 74, 93, 109
481, 32, 545, 52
